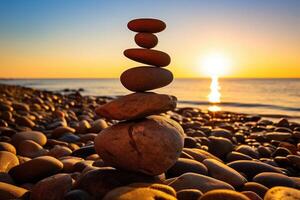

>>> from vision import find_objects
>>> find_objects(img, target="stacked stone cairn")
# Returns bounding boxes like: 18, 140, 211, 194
94, 18, 185, 176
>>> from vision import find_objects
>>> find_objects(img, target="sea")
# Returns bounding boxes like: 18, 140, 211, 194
1, 78, 300, 122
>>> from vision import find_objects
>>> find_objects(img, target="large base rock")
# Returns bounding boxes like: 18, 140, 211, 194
94, 116, 184, 175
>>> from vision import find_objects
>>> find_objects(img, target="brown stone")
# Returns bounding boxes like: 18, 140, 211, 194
227, 160, 282, 179
264, 186, 300, 200
0, 182, 28, 199
135, 33, 158, 48
120, 67, 173, 91
103, 186, 176, 200
12, 131, 47, 148
30, 173, 73, 200
242, 182, 268, 198
177, 189, 203, 200
166, 158, 208, 178
199, 189, 250, 200
9, 156, 63, 183
168, 173, 234, 193
94, 116, 184, 175
75, 168, 163, 199
128, 18, 166, 33
52, 126, 75, 138
48, 145, 72, 158
183, 148, 222, 162
95, 92, 176, 120
265, 132, 292, 141
124, 49, 171, 67
89, 119, 108, 133
0, 142, 16, 154
253, 172, 297, 188
203, 158, 247, 188
0, 151, 19, 172
18, 140, 48, 158
241, 191, 263, 200
15, 116, 35, 128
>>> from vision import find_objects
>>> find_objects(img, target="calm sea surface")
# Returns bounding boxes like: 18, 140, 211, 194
1, 78, 300, 121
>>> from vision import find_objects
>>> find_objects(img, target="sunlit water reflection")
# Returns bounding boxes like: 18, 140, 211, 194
208, 76, 221, 112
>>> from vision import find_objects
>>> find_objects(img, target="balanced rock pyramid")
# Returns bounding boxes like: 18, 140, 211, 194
94, 18, 184, 176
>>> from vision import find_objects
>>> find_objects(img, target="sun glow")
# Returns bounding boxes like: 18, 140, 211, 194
201, 52, 231, 77
200, 52, 231, 112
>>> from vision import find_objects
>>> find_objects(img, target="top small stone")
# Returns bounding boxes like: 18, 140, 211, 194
128, 18, 166, 33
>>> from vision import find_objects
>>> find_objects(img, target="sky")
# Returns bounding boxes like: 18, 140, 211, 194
0, 0, 300, 78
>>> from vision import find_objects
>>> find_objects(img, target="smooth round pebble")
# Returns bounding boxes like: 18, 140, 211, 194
94, 115, 184, 175
203, 158, 247, 188
9, 156, 63, 183
128, 18, 166, 33
227, 160, 282, 178
177, 189, 203, 200
199, 189, 251, 200
103, 186, 176, 200
124, 49, 171, 67
12, 131, 47, 148
168, 172, 234, 193
264, 186, 300, 200
30, 173, 73, 200
0, 151, 19, 172
96, 92, 177, 120
253, 172, 297, 188
135, 33, 158, 48
166, 158, 208, 178
0, 142, 16, 154
0, 182, 28, 199
121, 66, 173, 91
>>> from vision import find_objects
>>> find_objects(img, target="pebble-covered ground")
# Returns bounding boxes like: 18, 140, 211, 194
0, 84, 299, 200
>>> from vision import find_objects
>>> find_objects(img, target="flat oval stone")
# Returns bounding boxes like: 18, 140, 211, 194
242, 182, 268, 198
241, 191, 263, 200
0, 182, 28, 199
199, 189, 250, 200
135, 33, 158, 48
103, 186, 176, 200
168, 173, 234, 193
166, 158, 208, 178
265, 132, 292, 141
253, 172, 297, 188
264, 186, 300, 200
0, 142, 16, 154
18, 140, 48, 158
227, 160, 282, 179
0, 151, 19, 172
128, 18, 166, 33
95, 92, 177, 120
30, 173, 73, 200
124, 49, 171, 67
12, 131, 47, 148
120, 67, 173, 92
9, 156, 63, 183
203, 158, 247, 188
75, 168, 163, 199
94, 116, 184, 175
177, 189, 203, 200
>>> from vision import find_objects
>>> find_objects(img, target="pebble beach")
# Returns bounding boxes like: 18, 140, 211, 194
0, 83, 300, 200
1, 16, 300, 200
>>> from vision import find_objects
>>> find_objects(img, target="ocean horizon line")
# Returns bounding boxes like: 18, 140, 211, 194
1, 77, 300, 80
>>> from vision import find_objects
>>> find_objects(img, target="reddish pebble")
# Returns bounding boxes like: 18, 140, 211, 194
135, 33, 158, 48
128, 18, 166, 33
124, 48, 171, 67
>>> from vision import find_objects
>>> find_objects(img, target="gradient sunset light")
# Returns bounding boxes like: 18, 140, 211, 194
1, 0, 300, 78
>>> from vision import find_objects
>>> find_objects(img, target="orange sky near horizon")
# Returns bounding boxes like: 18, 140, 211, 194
1, 1, 300, 78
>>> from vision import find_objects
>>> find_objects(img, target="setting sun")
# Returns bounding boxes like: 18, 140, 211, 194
200, 52, 231, 77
